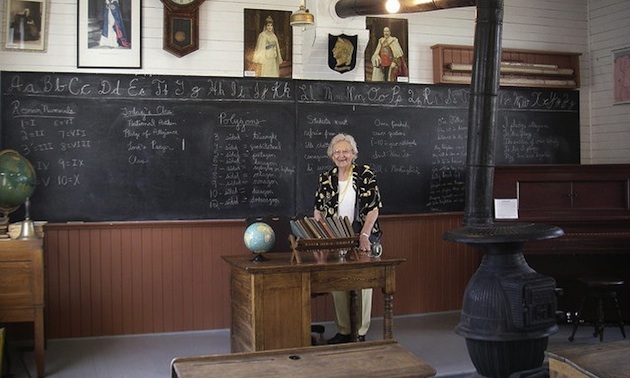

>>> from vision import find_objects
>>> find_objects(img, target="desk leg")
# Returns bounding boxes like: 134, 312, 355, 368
350, 290, 358, 341
383, 293, 394, 340
35, 308, 45, 377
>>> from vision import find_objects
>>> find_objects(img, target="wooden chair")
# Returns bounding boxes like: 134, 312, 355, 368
568, 277, 626, 342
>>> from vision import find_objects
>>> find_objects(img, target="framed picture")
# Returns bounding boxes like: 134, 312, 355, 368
77, 0, 141, 68
365, 17, 409, 83
613, 47, 630, 104
243, 9, 292, 78
2, 0, 48, 52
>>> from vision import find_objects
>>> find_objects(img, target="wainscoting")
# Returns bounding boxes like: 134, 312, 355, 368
41, 213, 480, 339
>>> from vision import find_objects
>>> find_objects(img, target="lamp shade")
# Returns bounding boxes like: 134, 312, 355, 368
290, 4, 314, 26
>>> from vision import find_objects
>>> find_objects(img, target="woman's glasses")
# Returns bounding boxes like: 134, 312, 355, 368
333, 149, 352, 156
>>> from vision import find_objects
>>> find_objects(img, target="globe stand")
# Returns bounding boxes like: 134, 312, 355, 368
0, 207, 19, 239
0, 212, 12, 239
251, 252, 269, 262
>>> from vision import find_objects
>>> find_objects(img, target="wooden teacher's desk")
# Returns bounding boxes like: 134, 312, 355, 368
222, 252, 405, 353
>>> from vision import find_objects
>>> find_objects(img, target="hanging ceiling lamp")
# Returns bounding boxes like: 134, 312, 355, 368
290, 1, 314, 27
385, 0, 401, 13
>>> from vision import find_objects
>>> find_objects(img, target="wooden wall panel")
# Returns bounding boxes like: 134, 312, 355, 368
41, 214, 480, 339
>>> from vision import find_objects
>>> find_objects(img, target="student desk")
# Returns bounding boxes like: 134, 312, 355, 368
0, 239, 45, 377
546, 339, 630, 377
222, 252, 405, 353
171, 340, 436, 378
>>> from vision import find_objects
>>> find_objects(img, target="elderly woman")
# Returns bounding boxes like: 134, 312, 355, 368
313, 133, 383, 344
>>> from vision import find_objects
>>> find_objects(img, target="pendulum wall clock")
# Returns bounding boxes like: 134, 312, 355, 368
160, 0, 206, 57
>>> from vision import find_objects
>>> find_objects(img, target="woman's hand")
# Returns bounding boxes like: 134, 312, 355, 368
359, 232, 371, 253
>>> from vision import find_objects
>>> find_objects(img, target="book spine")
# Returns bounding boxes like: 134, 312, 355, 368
312, 217, 330, 238
333, 216, 348, 237
296, 218, 315, 238
342, 216, 356, 237
290, 219, 307, 239
325, 217, 341, 237
318, 218, 335, 238
303, 216, 323, 238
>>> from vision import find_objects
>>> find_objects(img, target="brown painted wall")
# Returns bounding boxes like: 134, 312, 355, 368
41, 213, 480, 339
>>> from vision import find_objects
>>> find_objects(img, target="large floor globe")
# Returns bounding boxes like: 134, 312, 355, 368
0, 150, 36, 236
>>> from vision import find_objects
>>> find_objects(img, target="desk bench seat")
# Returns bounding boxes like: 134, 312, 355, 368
547, 339, 630, 378
171, 340, 436, 378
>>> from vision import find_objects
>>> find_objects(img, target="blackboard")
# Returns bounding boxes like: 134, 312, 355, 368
1, 71, 580, 222
294, 80, 580, 214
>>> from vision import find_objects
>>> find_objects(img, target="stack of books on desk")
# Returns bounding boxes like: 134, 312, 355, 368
290, 216, 355, 240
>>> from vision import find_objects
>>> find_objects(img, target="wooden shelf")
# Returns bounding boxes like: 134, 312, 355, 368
431, 44, 581, 88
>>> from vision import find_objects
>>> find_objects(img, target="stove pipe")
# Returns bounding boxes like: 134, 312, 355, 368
334, 0, 564, 376
442, 0, 564, 376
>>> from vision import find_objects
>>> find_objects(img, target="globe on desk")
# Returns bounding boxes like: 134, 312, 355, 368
243, 222, 275, 262
0, 150, 36, 238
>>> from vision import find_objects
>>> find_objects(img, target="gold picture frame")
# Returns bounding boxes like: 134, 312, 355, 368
365, 17, 409, 83
2, 0, 48, 52
243, 9, 292, 78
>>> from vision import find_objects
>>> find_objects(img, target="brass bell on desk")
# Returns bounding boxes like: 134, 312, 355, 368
17, 218, 37, 240
17, 198, 38, 240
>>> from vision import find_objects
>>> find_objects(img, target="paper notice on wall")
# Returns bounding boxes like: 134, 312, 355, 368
494, 199, 518, 219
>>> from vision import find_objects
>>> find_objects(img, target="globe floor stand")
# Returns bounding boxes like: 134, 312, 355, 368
0, 207, 20, 239
444, 222, 563, 377
0, 213, 12, 239
251, 253, 269, 262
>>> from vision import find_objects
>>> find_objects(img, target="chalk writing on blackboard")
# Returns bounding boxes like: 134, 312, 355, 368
2, 72, 580, 221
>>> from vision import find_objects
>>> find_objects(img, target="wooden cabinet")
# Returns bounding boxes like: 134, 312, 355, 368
229, 265, 311, 352
431, 44, 581, 88
0, 239, 45, 377
493, 164, 630, 320
494, 164, 630, 223
518, 180, 627, 213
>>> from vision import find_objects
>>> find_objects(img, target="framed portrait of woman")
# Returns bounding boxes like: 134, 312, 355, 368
243, 9, 292, 79
2, 0, 48, 52
77, 0, 141, 68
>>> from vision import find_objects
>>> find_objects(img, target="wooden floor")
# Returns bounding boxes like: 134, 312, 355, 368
5, 311, 627, 378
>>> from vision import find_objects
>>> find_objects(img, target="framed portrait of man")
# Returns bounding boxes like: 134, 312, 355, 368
365, 17, 409, 83
243, 9, 292, 79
